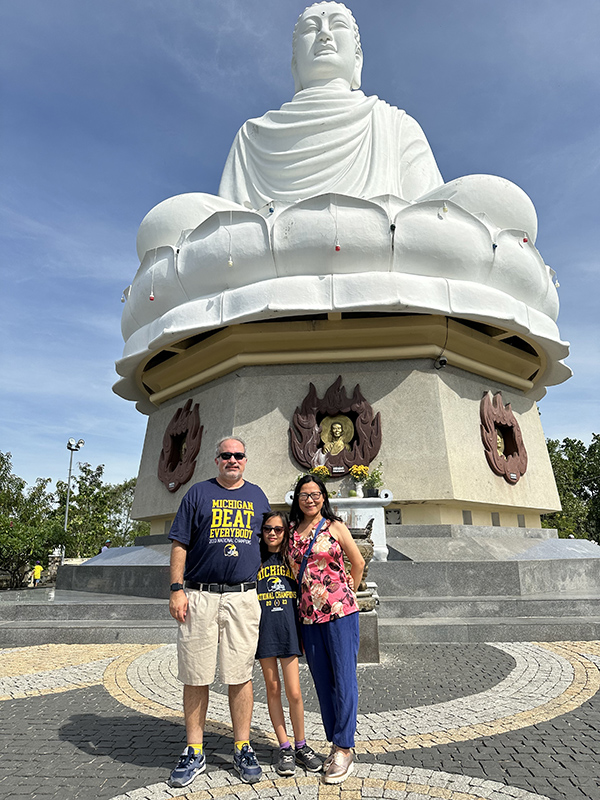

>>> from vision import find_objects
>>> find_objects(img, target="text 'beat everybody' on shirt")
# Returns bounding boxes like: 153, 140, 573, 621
168, 478, 270, 585
256, 551, 302, 660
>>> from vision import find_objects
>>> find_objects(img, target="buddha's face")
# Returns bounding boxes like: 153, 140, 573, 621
331, 423, 343, 439
293, 3, 362, 92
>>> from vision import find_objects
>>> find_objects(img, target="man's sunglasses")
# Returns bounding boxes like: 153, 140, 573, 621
262, 525, 285, 534
217, 452, 247, 461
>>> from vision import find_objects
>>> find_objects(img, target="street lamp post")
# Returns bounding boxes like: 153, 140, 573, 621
62, 438, 85, 563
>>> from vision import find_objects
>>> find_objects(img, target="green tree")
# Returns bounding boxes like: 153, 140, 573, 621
56, 462, 112, 557
106, 477, 150, 547
0, 452, 65, 588
56, 463, 149, 556
542, 435, 600, 542
583, 434, 600, 542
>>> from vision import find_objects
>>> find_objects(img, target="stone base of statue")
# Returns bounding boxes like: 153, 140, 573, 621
130, 322, 559, 536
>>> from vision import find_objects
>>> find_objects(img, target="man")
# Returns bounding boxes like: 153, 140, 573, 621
168, 436, 270, 788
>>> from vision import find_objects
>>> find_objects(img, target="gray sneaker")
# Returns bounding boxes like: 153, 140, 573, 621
295, 744, 323, 773
169, 746, 206, 788
276, 747, 296, 776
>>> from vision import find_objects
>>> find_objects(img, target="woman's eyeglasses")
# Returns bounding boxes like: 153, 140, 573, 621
298, 492, 323, 501
217, 452, 246, 461
262, 525, 285, 534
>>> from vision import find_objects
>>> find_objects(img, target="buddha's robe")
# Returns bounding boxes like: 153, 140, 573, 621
219, 86, 443, 209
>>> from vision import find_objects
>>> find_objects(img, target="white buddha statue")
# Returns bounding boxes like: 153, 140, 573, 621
219, 2, 443, 207
120, 0, 568, 409
137, 1, 537, 259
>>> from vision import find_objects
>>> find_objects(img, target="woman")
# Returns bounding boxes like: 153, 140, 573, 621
288, 474, 365, 785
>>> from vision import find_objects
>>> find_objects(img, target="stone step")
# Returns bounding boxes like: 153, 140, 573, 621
0, 604, 380, 662
56, 564, 170, 598
377, 594, 600, 619
368, 558, 600, 597
384, 524, 558, 540
0, 619, 177, 647
386, 535, 600, 563
0, 601, 171, 622
377, 615, 600, 643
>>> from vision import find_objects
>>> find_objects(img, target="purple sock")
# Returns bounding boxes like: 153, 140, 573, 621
295, 739, 306, 750
279, 741, 291, 750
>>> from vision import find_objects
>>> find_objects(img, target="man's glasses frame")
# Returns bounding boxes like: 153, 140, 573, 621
217, 452, 247, 461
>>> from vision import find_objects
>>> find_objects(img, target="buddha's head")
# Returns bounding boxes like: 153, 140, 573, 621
292, 2, 363, 93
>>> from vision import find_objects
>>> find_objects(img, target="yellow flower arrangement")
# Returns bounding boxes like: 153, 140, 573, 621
309, 465, 331, 481
349, 464, 369, 483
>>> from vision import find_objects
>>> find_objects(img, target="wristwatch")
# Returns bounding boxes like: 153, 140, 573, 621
170, 582, 184, 592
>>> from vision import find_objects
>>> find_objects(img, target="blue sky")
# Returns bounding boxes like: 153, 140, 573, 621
1, 0, 599, 489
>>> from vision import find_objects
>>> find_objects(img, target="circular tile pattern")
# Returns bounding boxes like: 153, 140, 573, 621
101, 641, 600, 751
2, 641, 599, 800
106, 763, 554, 799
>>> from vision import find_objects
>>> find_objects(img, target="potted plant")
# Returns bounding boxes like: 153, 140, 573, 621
309, 465, 331, 482
362, 462, 384, 497
349, 464, 369, 497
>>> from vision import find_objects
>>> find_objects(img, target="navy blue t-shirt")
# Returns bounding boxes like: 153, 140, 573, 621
256, 552, 302, 660
168, 478, 270, 584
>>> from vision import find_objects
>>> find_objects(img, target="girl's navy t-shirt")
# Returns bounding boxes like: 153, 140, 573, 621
168, 478, 270, 584
256, 551, 302, 659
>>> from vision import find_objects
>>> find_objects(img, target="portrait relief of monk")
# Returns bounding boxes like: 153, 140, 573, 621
290, 377, 381, 476
320, 415, 354, 456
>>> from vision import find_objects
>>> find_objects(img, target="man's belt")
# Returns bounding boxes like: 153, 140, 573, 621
185, 580, 257, 593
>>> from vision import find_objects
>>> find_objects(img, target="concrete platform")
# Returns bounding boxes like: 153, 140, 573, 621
53, 524, 600, 643
0, 589, 379, 662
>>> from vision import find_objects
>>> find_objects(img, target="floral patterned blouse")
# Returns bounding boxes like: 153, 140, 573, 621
289, 519, 359, 624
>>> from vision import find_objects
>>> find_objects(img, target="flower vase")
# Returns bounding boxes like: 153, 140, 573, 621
355, 483, 364, 498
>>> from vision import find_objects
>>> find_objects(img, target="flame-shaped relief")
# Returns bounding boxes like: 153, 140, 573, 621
480, 391, 528, 485
158, 399, 204, 492
289, 376, 381, 476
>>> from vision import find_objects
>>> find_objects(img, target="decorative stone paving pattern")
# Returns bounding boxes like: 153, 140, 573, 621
0, 658, 113, 699
105, 642, 600, 750
107, 764, 553, 800
124, 644, 325, 739
585, 652, 600, 670
0, 643, 147, 677
0, 643, 158, 700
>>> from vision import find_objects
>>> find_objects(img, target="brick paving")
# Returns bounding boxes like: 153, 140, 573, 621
1, 641, 599, 799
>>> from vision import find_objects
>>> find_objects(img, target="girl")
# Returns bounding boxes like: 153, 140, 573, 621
288, 475, 365, 785
256, 511, 323, 776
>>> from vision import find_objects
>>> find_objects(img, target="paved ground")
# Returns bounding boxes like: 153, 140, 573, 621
1, 639, 600, 800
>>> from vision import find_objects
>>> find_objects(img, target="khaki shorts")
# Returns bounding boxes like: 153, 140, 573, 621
177, 588, 260, 686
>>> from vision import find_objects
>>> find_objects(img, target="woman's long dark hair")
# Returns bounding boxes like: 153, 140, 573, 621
259, 511, 291, 564
289, 474, 342, 526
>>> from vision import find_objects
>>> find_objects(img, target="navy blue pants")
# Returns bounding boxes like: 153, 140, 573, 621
301, 612, 359, 748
